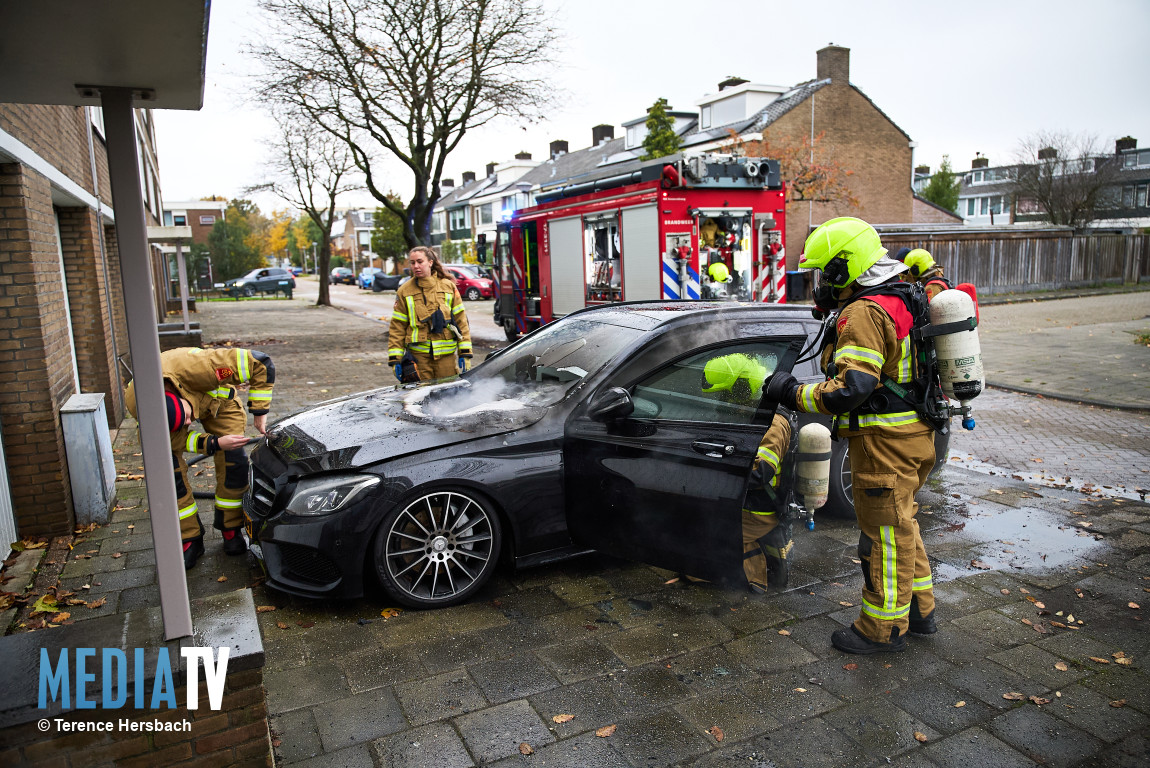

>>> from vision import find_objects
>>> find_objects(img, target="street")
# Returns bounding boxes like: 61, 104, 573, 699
167, 289, 1150, 768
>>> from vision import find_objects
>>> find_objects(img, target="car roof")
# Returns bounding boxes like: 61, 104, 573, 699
564, 300, 820, 331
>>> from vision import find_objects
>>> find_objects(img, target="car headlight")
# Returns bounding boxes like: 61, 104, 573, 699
286, 474, 380, 516
234, 280, 245, 286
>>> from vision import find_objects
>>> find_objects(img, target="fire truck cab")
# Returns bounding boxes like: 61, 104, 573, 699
492, 153, 787, 341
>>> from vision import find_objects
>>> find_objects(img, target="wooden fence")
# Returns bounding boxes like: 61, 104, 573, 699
878, 232, 1150, 295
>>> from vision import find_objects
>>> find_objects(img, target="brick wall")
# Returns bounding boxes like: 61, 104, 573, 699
766, 83, 914, 268
913, 196, 964, 225
0, 668, 272, 767
0, 163, 77, 535
102, 226, 131, 387
0, 105, 98, 202
57, 207, 125, 427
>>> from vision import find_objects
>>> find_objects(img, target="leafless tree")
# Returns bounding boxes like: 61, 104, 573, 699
250, 0, 558, 247
1010, 131, 1122, 228
248, 111, 361, 306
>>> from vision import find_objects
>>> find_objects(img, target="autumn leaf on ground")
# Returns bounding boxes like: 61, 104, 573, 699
1129, 602, 1141, 609
595, 725, 617, 738
31, 594, 58, 614
842, 663, 859, 671
777, 629, 791, 636
1002, 692, 1025, 701
954, 701, 966, 708
914, 732, 929, 743
111, 553, 122, 559
256, 605, 277, 613
66, 598, 87, 606
1029, 696, 1052, 706
1034, 602, 1046, 609
50, 612, 71, 623
1115, 657, 1133, 666
1054, 662, 1069, 672
1089, 657, 1110, 664
1001, 589, 1010, 595
86, 597, 106, 609
518, 743, 534, 755
793, 687, 807, 693
970, 560, 990, 570
1111, 699, 1127, 708
1021, 619, 1033, 626
664, 577, 680, 585
276, 622, 289, 630
380, 607, 402, 618
707, 726, 724, 742
552, 714, 574, 724
217, 576, 228, 583
839, 601, 854, 607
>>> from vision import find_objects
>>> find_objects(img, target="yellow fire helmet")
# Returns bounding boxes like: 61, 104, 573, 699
701, 353, 768, 396
708, 261, 730, 283
903, 248, 937, 277
798, 217, 886, 288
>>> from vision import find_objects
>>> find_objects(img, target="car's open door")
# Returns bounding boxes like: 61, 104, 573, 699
563, 339, 801, 585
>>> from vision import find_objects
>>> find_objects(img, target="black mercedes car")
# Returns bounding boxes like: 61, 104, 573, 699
244, 301, 947, 607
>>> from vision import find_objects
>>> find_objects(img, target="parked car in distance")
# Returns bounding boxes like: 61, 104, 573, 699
445, 264, 494, 301
245, 301, 949, 606
371, 271, 407, 292
225, 267, 295, 297
329, 267, 355, 285
358, 267, 382, 289
290, 266, 304, 277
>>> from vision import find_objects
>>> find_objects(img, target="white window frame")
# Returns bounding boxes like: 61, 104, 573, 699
966, 198, 975, 217
199, 215, 216, 225
448, 207, 468, 231
701, 105, 712, 130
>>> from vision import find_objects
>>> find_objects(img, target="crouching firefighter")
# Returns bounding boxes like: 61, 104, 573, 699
700, 353, 797, 592
125, 346, 274, 568
761, 217, 941, 655
388, 246, 473, 383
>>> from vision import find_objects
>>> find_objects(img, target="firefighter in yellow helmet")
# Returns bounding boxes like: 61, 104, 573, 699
895, 247, 952, 301
701, 353, 794, 591
761, 217, 937, 654
124, 346, 273, 568
388, 246, 473, 382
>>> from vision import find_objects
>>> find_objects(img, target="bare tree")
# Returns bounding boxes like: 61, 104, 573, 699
1010, 131, 1122, 228
250, 0, 558, 247
248, 112, 361, 306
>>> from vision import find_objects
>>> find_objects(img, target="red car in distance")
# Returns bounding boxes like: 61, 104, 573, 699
445, 264, 494, 301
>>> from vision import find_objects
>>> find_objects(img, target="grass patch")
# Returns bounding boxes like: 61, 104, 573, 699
1136, 331, 1150, 347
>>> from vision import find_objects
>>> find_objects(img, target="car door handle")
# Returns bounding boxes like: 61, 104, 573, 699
692, 440, 735, 458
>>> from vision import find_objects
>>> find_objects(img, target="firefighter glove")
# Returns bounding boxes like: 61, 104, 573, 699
394, 364, 404, 381
763, 371, 799, 409
748, 463, 775, 490
459, 356, 471, 373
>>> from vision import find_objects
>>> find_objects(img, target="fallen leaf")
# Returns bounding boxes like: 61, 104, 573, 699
1001, 589, 1010, 595
794, 687, 807, 693
1113, 651, 1126, 659
1035, 602, 1046, 609
777, 629, 791, 636
217, 576, 228, 583
1029, 696, 1052, 706
1019, 588, 1030, 594
1066, 614, 1075, 623
380, 607, 402, 618
256, 605, 276, 613
595, 724, 617, 738
707, 726, 724, 742
127, 524, 135, 530
1021, 619, 1033, 626
31, 594, 58, 614
1110, 699, 1127, 708
1089, 657, 1111, 664
1116, 657, 1133, 666
65, 598, 87, 606
914, 732, 929, 743
1002, 692, 1025, 701
1051, 621, 1067, 628
1054, 662, 1069, 672
518, 743, 534, 755
970, 560, 990, 570
838, 601, 854, 607
276, 622, 289, 630
954, 701, 966, 708
86, 597, 106, 609
843, 663, 859, 671
1129, 602, 1141, 610
664, 577, 680, 585
552, 714, 574, 724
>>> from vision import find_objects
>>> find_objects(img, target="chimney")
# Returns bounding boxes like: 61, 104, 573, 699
549, 140, 569, 159
441, 178, 454, 189
971, 156, 989, 169
816, 44, 850, 83
486, 162, 496, 178
1116, 136, 1137, 155
915, 165, 930, 175
462, 171, 476, 184
592, 124, 614, 145
718, 76, 749, 92
514, 151, 532, 161
1037, 147, 1057, 161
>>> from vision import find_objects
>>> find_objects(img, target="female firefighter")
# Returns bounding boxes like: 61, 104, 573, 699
388, 246, 473, 382
762, 217, 937, 655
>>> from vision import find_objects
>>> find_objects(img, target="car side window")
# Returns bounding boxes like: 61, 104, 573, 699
631, 342, 789, 425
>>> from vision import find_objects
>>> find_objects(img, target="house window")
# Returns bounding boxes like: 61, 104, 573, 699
979, 198, 989, 216
448, 208, 467, 230
971, 170, 985, 184
173, 214, 187, 226
199, 215, 216, 225
478, 203, 494, 226
701, 106, 712, 130
1123, 186, 1135, 208
1139, 185, 1149, 209
966, 199, 975, 217
989, 196, 1003, 215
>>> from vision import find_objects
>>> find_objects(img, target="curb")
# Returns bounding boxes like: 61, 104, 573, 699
985, 382, 1150, 413
979, 284, 1150, 306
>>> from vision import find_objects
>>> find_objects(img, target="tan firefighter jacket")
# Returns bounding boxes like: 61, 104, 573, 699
161, 346, 275, 422
792, 296, 930, 437
387, 275, 472, 362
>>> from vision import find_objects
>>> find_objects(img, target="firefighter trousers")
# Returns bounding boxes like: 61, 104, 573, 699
742, 509, 780, 592
410, 350, 461, 382
848, 431, 936, 644
173, 451, 202, 541
199, 398, 249, 531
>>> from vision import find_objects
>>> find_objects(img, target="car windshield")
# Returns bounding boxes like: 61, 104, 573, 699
241, 269, 263, 279
422, 318, 642, 414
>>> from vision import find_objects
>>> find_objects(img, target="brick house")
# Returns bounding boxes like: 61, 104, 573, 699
0, 103, 165, 541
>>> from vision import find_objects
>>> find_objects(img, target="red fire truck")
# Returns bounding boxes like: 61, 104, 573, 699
491, 153, 788, 341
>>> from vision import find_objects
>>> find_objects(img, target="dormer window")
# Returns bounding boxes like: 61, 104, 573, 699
701, 106, 712, 130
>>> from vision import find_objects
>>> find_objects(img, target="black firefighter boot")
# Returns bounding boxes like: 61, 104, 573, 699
831, 624, 908, 655
216, 508, 247, 555
759, 520, 794, 589
183, 535, 205, 570
909, 596, 937, 636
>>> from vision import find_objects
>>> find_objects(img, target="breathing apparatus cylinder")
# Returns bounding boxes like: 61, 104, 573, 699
795, 423, 832, 519
929, 288, 983, 429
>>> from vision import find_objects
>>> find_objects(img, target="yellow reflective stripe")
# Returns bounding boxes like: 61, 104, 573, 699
861, 598, 911, 620
215, 497, 243, 509
912, 575, 933, 591
897, 337, 912, 383
186, 431, 205, 453
409, 342, 431, 352
392, 311, 408, 322
178, 501, 198, 519
835, 345, 884, 368
388, 347, 404, 356
881, 525, 897, 611
249, 389, 273, 398
459, 342, 472, 352
797, 383, 819, 413
406, 296, 418, 342
237, 348, 250, 383
756, 446, 781, 467
743, 508, 776, 516
838, 411, 921, 428
444, 292, 453, 309
452, 304, 465, 315
208, 387, 232, 398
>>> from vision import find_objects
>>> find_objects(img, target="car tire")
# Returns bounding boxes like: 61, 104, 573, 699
465, 287, 481, 301
503, 317, 518, 343
372, 488, 502, 608
819, 440, 855, 519
242, 286, 255, 297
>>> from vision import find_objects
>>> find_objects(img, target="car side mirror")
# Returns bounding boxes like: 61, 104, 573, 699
588, 387, 634, 422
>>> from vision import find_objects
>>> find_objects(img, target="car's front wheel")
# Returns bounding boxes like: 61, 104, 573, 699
242, 286, 255, 297
502, 317, 518, 343
373, 489, 502, 608
820, 440, 855, 519
465, 287, 481, 301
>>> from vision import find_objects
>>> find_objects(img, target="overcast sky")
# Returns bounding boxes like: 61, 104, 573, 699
155, 0, 1150, 213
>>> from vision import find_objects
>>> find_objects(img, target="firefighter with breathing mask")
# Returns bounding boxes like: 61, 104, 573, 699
760, 217, 937, 654
388, 246, 473, 382
700, 352, 795, 591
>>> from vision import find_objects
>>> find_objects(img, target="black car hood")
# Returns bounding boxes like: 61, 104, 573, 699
263, 379, 548, 472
